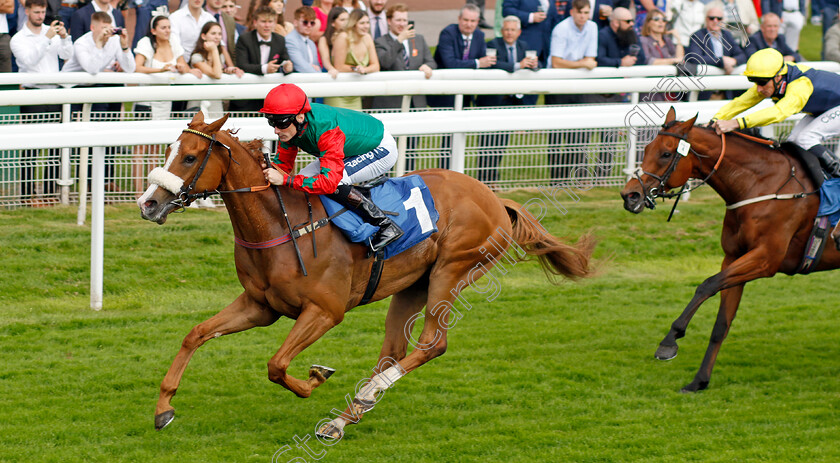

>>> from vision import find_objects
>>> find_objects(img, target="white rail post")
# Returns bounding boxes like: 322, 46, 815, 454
90, 145, 105, 310
395, 95, 411, 177
626, 92, 640, 176
76, 103, 92, 226
451, 94, 466, 173
58, 103, 73, 205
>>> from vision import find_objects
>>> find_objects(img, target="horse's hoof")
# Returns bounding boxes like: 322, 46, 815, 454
310, 365, 336, 380
352, 397, 376, 415
155, 410, 175, 431
316, 423, 344, 441
680, 380, 708, 393
655, 343, 678, 360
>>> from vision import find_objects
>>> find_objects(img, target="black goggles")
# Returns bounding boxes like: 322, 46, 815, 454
747, 76, 772, 86
266, 113, 297, 129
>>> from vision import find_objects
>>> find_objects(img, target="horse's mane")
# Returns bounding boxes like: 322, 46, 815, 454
218, 128, 266, 164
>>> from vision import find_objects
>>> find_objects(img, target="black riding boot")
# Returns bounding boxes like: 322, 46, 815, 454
330, 185, 404, 252
808, 144, 840, 178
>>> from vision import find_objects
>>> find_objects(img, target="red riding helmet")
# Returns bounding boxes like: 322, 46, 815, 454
260, 84, 311, 115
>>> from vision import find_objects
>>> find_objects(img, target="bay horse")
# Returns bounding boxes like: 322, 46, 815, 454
620, 107, 840, 393
138, 112, 595, 433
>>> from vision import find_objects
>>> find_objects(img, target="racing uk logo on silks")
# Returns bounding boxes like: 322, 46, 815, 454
345, 147, 388, 169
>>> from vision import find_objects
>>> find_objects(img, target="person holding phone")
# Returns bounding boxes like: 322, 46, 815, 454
373, 3, 435, 107
61, 11, 134, 74
70, 0, 125, 42
10, 0, 73, 206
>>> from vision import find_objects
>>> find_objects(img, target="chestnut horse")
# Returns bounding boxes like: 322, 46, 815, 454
620, 107, 840, 392
138, 112, 594, 433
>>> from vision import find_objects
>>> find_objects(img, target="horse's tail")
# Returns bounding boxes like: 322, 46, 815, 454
500, 198, 595, 281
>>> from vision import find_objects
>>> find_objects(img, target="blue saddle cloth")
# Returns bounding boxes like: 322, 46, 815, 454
817, 178, 840, 226
320, 175, 439, 260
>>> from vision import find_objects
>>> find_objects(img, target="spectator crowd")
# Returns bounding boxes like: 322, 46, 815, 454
1, 0, 839, 202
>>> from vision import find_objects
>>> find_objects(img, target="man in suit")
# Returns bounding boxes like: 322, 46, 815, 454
373, 3, 435, 171
744, 13, 801, 61
285, 5, 319, 73
205, 0, 237, 60
431, 3, 495, 169
70, 0, 125, 42
368, 0, 387, 39
432, 3, 495, 107
232, 5, 293, 111
476, 15, 538, 184
597, 7, 647, 69
373, 3, 434, 108
687, 4, 746, 99
502, 0, 560, 67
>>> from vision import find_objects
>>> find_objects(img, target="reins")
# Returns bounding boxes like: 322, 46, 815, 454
177, 128, 313, 276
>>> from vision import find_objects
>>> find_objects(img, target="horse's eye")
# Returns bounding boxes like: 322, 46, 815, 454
662, 152, 673, 159
184, 155, 197, 164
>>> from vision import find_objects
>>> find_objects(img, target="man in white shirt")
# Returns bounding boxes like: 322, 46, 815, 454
9, 0, 73, 205
669, 0, 705, 47
285, 6, 319, 73
10, 0, 72, 81
368, 0, 387, 39
169, 0, 213, 60
62, 11, 135, 73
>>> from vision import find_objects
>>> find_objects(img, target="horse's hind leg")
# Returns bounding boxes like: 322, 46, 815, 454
266, 302, 343, 398
318, 285, 428, 440
681, 283, 744, 393
155, 292, 279, 430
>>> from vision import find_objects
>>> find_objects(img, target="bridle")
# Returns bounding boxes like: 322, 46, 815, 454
634, 122, 724, 213
170, 128, 271, 209
171, 128, 311, 275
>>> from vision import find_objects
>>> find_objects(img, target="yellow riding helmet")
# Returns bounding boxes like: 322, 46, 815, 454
743, 48, 787, 78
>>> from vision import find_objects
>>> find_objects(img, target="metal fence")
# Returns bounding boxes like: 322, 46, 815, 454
0, 105, 646, 209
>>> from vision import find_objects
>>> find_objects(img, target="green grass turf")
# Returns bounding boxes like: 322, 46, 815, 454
1, 187, 839, 462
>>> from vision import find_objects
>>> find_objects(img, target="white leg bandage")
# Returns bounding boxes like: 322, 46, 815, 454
356, 366, 405, 403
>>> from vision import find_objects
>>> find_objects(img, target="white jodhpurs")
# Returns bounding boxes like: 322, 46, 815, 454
297, 130, 399, 186
787, 104, 840, 150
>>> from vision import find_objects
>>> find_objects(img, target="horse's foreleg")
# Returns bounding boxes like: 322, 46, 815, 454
266, 304, 342, 398
318, 287, 428, 440
155, 293, 278, 430
681, 283, 744, 393
656, 254, 739, 360
660, 246, 780, 390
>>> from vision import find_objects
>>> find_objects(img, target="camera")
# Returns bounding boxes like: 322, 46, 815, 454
408, 20, 414, 28
112, 27, 124, 35
45, 15, 61, 25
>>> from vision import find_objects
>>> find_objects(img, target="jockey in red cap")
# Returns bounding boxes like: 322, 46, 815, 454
260, 83, 403, 252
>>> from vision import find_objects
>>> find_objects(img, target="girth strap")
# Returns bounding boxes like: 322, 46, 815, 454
359, 251, 385, 306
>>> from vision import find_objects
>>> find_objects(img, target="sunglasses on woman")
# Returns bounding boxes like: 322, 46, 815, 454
266, 113, 297, 129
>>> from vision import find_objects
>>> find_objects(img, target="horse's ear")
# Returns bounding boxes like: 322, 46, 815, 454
205, 114, 230, 134
190, 110, 205, 125
685, 112, 699, 129
665, 106, 676, 125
